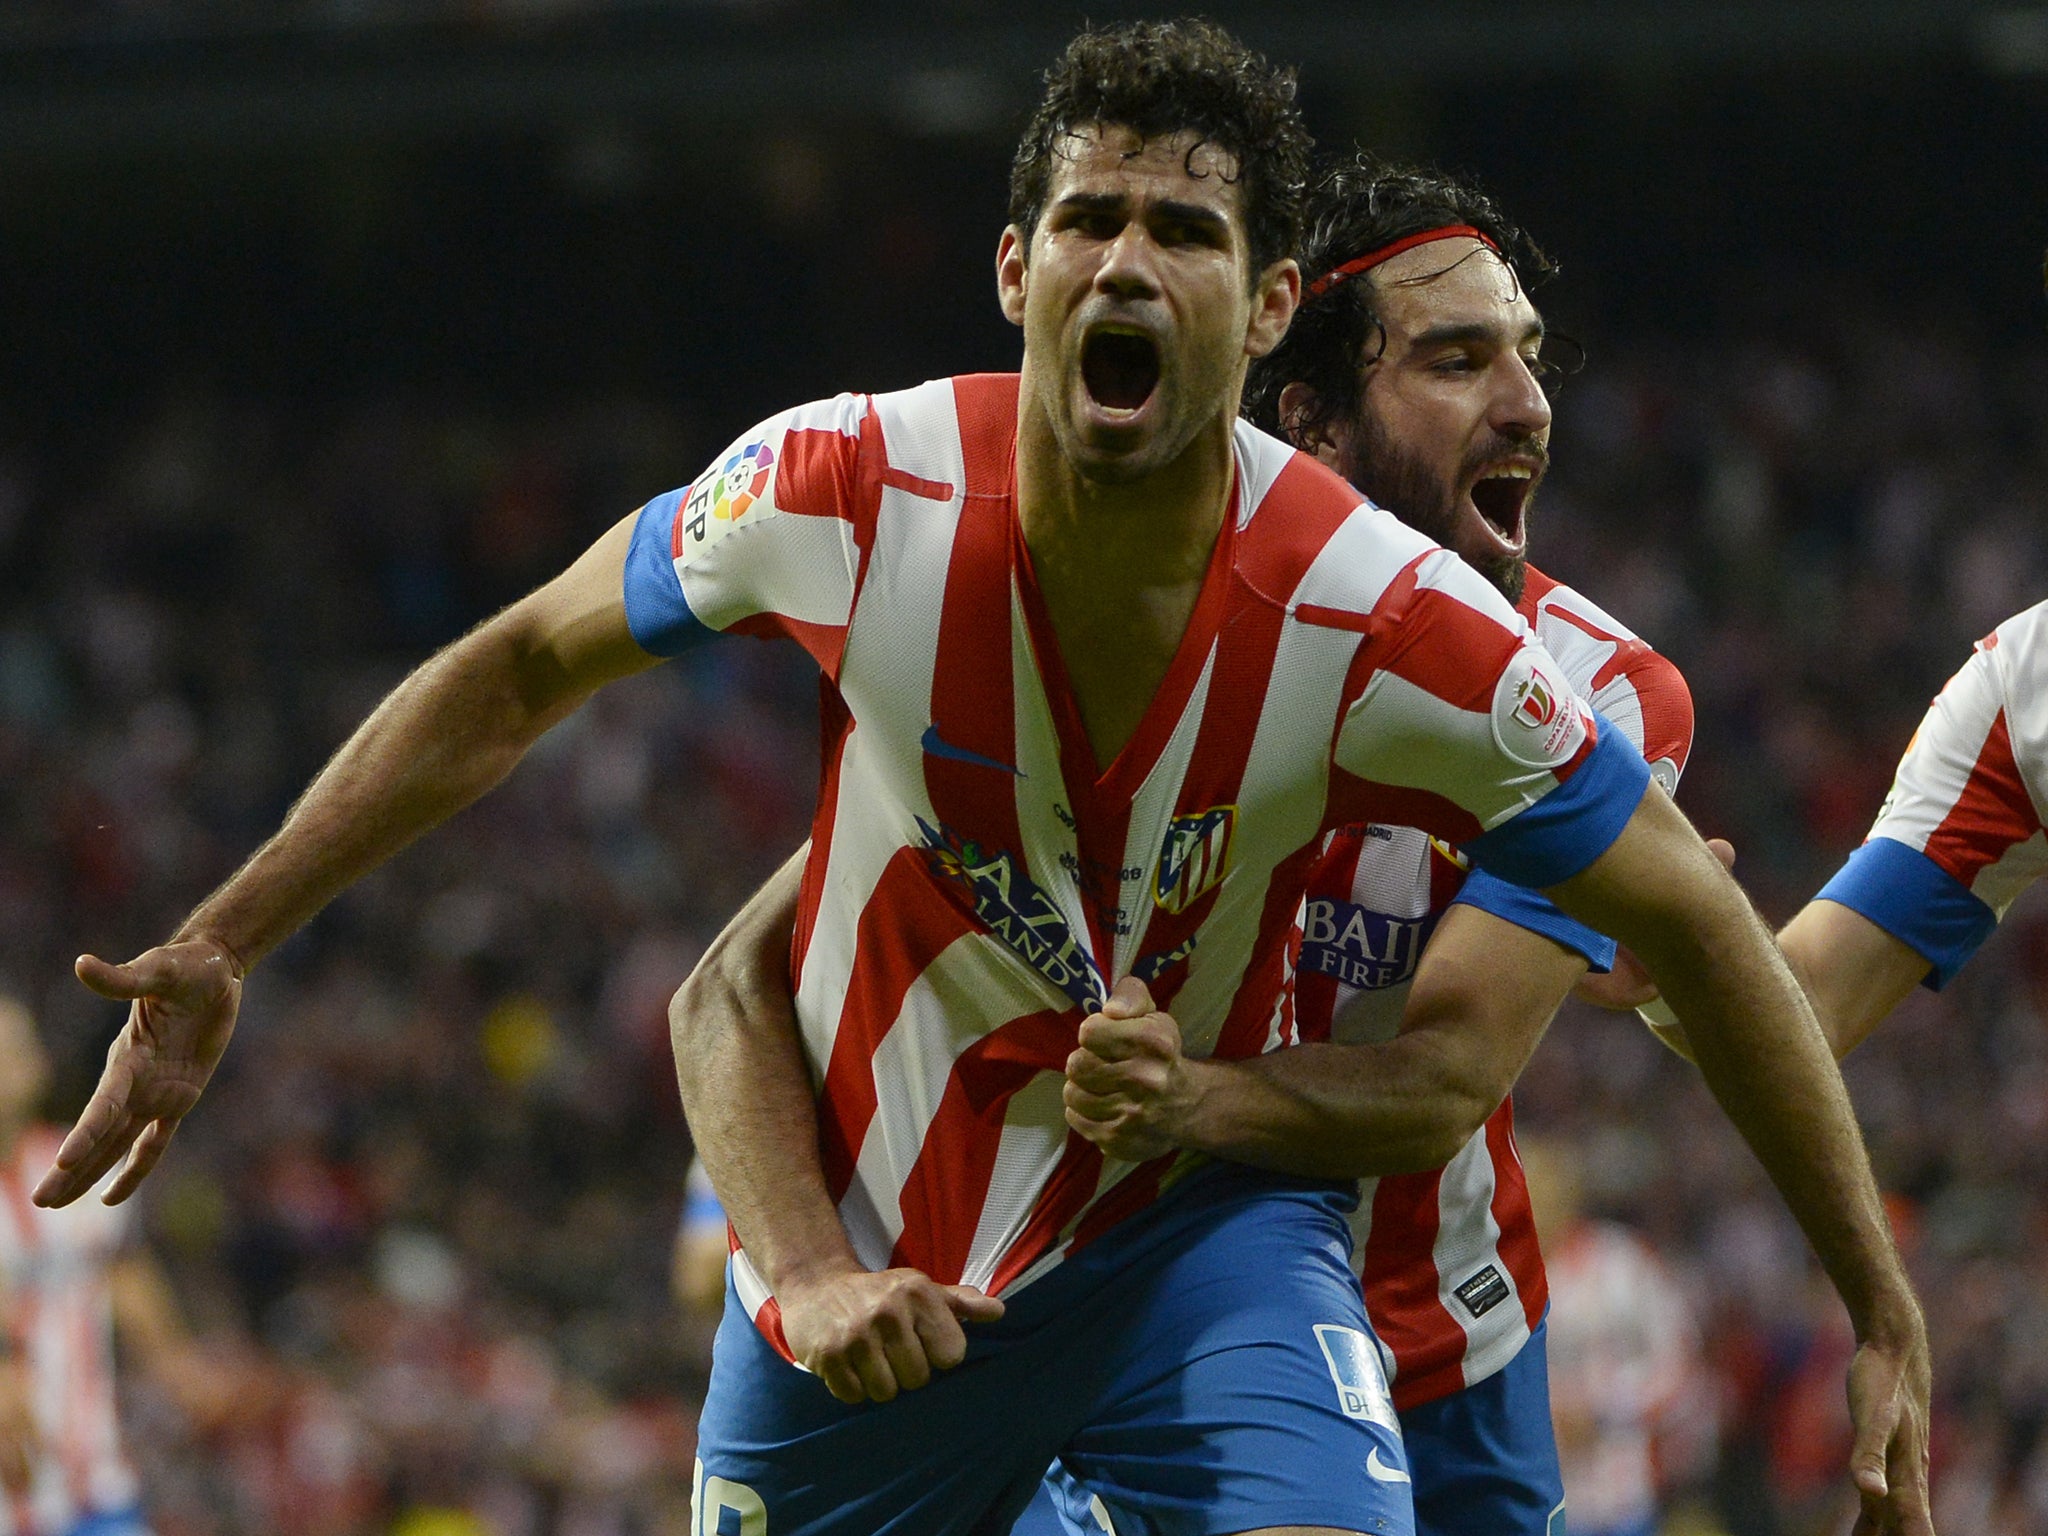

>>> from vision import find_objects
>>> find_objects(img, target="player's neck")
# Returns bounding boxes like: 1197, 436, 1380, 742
1013, 406, 1235, 593
1013, 392, 1238, 768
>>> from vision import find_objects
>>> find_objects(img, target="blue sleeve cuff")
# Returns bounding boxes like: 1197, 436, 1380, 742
623, 491, 709, 657
1452, 867, 1618, 972
1815, 836, 1992, 990
1462, 717, 1651, 890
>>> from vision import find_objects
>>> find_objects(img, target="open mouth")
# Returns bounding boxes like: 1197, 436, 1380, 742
1082, 328, 1161, 413
1469, 467, 1535, 547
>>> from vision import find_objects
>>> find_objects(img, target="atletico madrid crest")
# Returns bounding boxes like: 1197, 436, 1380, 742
1154, 805, 1236, 914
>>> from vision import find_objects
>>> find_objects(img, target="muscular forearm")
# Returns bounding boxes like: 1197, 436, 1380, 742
670, 849, 856, 1292
1172, 1034, 1503, 1178
1077, 906, 1578, 1179
1556, 796, 1916, 1336
1183, 907, 1580, 1178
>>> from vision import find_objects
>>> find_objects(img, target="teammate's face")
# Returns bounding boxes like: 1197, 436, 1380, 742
998, 125, 1298, 485
1318, 240, 1551, 603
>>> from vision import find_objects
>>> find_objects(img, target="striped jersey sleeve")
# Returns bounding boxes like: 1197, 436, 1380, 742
1818, 600, 2048, 986
1326, 540, 1652, 892
1450, 568, 1697, 967
1526, 570, 1694, 794
623, 393, 875, 674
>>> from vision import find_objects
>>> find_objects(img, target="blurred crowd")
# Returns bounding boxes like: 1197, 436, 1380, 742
3, 297, 2047, 1535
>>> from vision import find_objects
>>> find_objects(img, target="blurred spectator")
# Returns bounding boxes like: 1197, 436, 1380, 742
670, 1159, 727, 1322
0, 992, 253, 1536
1526, 1137, 1716, 1536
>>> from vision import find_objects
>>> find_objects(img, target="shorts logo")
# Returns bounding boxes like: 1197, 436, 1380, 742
1490, 646, 1587, 769
917, 817, 1106, 1010
1312, 1323, 1399, 1432
682, 440, 777, 545
691, 1460, 767, 1535
1453, 1263, 1511, 1319
1154, 806, 1236, 914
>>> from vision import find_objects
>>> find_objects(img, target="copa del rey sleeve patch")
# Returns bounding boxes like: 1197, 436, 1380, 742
1490, 643, 1590, 769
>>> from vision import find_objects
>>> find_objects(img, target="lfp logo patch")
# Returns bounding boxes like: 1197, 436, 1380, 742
1154, 805, 1235, 914
681, 440, 776, 545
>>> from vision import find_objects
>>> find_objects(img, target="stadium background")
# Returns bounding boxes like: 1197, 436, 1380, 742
3, 2, 2048, 1531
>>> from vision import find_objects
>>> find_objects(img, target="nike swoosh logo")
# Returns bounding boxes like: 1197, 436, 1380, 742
1364, 1447, 1411, 1485
921, 723, 1023, 776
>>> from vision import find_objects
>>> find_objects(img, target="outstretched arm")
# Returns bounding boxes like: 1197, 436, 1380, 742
1777, 900, 1933, 1059
40, 513, 659, 1208
1545, 783, 1932, 1536
1063, 903, 1585, 1177
671, 849, 1001, 1406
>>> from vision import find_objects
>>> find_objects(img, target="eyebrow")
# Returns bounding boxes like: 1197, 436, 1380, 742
1052, 191, 1233, 235
1410, 319, 1547, 349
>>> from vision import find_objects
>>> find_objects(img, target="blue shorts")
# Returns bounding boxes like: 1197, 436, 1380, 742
1018, 1320, 1563, 1536
693, 1161, 1413, 1536
1401, 1320, 1564, 1536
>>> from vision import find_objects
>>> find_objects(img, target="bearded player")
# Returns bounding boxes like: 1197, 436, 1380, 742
679, 157, 1696, 1536
44, 20, 1928, 1535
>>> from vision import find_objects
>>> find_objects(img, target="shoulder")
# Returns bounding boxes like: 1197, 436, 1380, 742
1231, 422, 1478, 624
1519, 563, 1692, 778
1521, 566, 1639, 642
1522, 567, 1684, 692
1978, 599, 2048, 690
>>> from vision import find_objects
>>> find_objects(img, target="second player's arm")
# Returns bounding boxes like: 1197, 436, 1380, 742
1119, 905, 1586, 1178
1776, 900, 1938, 1059
1544, 783, 1932, 1534
670, 851, 1002, 1405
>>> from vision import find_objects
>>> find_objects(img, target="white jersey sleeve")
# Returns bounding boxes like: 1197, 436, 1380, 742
1327, 542, 1653, 892
1817, 599, 2048, 985
622, 393, 874, 676
1448, 569, 1697, 965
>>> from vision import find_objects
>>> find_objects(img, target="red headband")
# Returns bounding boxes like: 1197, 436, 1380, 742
1304, 224, 1499, 300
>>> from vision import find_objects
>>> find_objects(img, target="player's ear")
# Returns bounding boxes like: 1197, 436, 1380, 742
1244, 258, 1300, 360
997, 226, 1028, 327
1277, 381, 1342, 468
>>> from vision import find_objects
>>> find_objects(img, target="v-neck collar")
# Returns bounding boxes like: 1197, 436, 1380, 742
1009, 456, 1243, 812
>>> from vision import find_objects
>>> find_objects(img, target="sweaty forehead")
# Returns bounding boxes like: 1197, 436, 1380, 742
1046, 124, 1244, 211
1369, 239, 1539, 338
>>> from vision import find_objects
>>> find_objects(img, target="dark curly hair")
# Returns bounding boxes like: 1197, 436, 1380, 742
1008, 18, 1310, 283
1244, 155, 1557, 440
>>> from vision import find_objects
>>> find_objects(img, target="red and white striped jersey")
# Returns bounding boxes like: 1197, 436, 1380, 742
1819, 598, 2048, 986
1295, 567, 1694, 1410
0, 1127, 140, 1534
625, 375, 1651, 1357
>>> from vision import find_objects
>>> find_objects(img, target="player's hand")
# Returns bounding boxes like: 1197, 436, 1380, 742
776, 1265, 1004, 1405
1063, 976, 1197, 1163
35, 937, 244, 1209
1845, 1315, 1936, 1535
1571, 837, 1736, 1011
